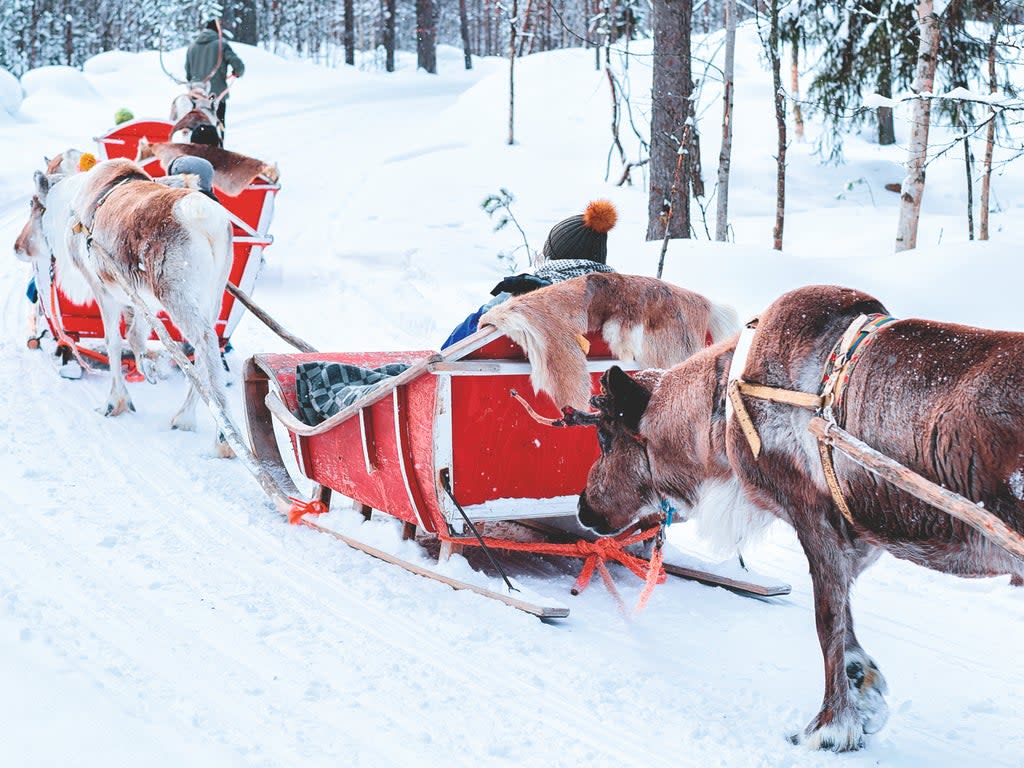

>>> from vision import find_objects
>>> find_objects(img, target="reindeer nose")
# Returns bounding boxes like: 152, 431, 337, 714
577, 491, 609, 534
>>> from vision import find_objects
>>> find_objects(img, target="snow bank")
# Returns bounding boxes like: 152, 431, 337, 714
82, 50, 143, 75
20, 65, 99, 100
0, 66, 22, 116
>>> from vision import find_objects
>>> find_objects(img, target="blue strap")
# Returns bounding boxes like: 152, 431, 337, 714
660, 497, 676, 528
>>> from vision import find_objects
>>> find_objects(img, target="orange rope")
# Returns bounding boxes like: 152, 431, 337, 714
464, 526, 667, 600
633, 540, 664, 615
287, 496, 329, 525
285, 496, 669, 615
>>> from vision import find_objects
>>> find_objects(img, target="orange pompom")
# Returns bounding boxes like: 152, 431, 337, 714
78, 152, 97, 172
582, 199, 618, 234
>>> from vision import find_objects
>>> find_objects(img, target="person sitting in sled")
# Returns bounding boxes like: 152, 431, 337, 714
441, 199, 619, 349
165, 155, 219, 202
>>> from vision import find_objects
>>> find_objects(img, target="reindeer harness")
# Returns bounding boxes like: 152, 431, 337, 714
726, 313, 897, 525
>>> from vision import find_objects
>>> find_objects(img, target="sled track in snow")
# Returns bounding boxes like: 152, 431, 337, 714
2, 269, 1022, 765
0, 341, 704, 765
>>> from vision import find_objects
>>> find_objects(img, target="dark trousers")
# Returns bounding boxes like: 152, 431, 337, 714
217, 99, 227, 127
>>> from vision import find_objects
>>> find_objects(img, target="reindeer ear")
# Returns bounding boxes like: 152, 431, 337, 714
600, 366, 652, 433
33, 170, 50, 199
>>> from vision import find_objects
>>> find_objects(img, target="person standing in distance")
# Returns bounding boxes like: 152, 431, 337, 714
185, 19, 245, 132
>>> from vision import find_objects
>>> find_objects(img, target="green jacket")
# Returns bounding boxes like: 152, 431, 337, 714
185, 29, 245, 100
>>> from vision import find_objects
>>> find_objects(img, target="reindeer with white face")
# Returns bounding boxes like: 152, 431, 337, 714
567, 284, 1024, 751
169, 83, 222, 144
14, 158, 234, 457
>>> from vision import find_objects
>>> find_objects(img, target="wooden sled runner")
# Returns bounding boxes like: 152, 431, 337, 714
242, 326, 791, 618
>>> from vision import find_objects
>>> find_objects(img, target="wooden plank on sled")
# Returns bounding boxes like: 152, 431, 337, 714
301, 516, 569, 619
258, 326, 508, 438
809, 416, 1024, 561
661, 559, 791, 597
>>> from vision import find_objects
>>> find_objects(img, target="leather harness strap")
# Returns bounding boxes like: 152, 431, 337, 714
727, 380, 825, 458
728, 313, 897, 526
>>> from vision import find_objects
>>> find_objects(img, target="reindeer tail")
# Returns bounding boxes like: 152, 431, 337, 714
481, 299, 592, 411
707, 301, 740, 343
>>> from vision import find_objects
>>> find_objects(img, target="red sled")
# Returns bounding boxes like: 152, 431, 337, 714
242, 327, 791, 618
29, 118, 279, 367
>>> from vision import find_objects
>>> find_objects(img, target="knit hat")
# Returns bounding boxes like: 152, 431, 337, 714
541, 200, 618, 264
190, 123, 222, 148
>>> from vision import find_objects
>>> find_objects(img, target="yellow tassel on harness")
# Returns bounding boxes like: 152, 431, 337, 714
575, 333, 591, 355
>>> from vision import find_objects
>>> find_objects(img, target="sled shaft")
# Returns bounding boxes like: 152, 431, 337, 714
809, 417, 1024, 561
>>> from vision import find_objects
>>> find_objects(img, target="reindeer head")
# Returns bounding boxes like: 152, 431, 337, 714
14, 171, 57, 263
577, 366, 664, 535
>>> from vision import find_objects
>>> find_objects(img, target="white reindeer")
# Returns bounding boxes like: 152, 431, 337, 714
14, 158, 234, 456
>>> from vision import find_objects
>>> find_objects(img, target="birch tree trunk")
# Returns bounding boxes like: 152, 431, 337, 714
715, 0, 736, 241
961, 106, 975, 240
877, 45, 895, 145
790, 39, 804, 141
508, 0, 518, 145
895, 0, 940, 252
646, 0, 694, 241
769, 0, 786, 251
979, 31, 997, 241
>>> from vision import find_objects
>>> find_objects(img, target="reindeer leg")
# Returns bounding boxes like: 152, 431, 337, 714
790, 516, 871, 752
170, 380, 200, 432
842, 546, 889, 737
194, 327, 235, 459
170, 308, 233, 458
124, 306, 157, 384
94, 294, 134, 416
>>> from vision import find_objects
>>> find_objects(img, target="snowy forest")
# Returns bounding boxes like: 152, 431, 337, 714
3, 0, 1022, 252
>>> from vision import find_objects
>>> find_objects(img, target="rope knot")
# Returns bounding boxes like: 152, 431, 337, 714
287, 497, 329, 524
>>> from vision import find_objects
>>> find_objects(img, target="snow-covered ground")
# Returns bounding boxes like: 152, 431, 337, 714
1, 27, 1022, 768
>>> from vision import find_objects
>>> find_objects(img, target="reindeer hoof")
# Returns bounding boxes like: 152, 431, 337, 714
846, 651, 889, 735
103, 398, 134, 417
791, 716, 865, 752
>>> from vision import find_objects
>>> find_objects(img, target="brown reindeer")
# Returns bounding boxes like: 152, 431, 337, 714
480, 272, 738, 411
569, 284, 1024, 751
14, 158, 234, 456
